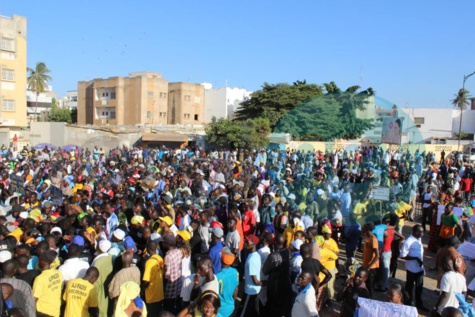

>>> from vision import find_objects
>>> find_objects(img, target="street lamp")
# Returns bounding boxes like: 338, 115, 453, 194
458, 70, 475, 150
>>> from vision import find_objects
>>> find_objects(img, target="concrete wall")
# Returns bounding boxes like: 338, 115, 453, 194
64, 126, 142, 151
28, 122, 67, 146
400, 108, 454, 143
203, 86, 252, 123
452, 109, 475, 136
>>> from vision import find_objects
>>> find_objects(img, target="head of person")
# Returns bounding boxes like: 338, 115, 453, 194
198, 291, 221, 317
412, 224, 424, 239
441, 307, 464, 317
354, 267, 369, 287
447, 236, 461, 249
221, 247, 235, 268
306, 226, 318, 241
121, 251, 134, 268
245, 234, 259, 252
363, 222, 375, 237
441, 255, 454, 273
445, 203, 454, 215
38, 249, 57, 270
227, 217, 237, 231
296, 271, 313, 291
300, 243, 312, 260
197, 257, 213, 277
387, 283, 406, 304
2, 259, 18, 277
83, 266, 100, 285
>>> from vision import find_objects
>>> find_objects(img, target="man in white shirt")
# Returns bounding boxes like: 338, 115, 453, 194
400, 224, 428, 312
291, 271, 319, 317
433, 256, 467, 314
58, 243, 90, 284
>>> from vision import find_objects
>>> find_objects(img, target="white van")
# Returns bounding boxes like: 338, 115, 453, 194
463, 143, 475, 163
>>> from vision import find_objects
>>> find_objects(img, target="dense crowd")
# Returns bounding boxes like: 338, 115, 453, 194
0, 144, 472, 317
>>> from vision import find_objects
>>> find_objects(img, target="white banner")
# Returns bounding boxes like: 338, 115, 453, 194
357, 297, 418, 317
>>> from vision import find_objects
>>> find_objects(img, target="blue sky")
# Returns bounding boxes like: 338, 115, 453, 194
3, 1, 475, 108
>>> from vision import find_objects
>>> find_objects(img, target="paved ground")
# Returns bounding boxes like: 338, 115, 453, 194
321, 219, 440, 317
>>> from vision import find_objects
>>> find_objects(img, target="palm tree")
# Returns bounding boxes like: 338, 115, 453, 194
451, 88, 470, 149
27, 62, 52, 120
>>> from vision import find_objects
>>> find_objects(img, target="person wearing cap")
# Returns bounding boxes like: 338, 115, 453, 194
109, 228, 126, 260
33, 250, 64, 317
141, 239, 164, 315
92, 239, 113, 317
158, 215, 174, 237
209, 227, 224, 274
216, 247, 239, 317
63, 267, 100, 317
58, 243, 90, 285
237, 234, 261, 317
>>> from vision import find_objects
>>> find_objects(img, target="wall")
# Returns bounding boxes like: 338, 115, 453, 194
203, 86, 252, 123
399, 108, 454, 143
452, 109, 475, 136
28, 122, 66, 146
285, 141, 458, 162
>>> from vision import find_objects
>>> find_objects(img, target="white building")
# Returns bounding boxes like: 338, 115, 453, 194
59, 90, 78, 109
202, 83, 252, 123
26, 85, 57, 116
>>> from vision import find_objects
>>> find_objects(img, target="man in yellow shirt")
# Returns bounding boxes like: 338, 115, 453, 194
318, 224, 340, 300
33, 250, 63, 317
141, 240, 164, 315
283, 215, 305, 248
63, 267, 100, 317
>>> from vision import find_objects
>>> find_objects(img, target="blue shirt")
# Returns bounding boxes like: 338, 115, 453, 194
217, 267, 239, 317
209, 241, 224, 274
372, 224, 388, 249
244, 252, 261, 295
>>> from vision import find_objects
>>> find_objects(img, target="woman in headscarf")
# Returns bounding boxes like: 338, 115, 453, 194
115, 281, 147, 317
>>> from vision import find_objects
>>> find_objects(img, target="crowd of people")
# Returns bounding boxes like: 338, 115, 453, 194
0, 144, 472, 317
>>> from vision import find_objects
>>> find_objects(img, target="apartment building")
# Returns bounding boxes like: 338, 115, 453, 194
202, 83, 252, 123
77, 72, 169, 125
0, 15, 27, 127
168, 82, 204, 124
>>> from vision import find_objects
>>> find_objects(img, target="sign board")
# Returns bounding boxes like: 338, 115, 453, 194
381, 117, 404, 145
357, 297, 418, 317
50, 185, 63, 205
9, 176, 24, 195
372, 187, 390, 201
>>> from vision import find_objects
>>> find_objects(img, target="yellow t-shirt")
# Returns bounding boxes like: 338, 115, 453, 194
284, 226, 305, 248
8, 227, 23, 242
63, 278, 99, 317
353, 201, 368, 221
143, 254, 165, 303
319, 248, 338, 270
395, 201, 411, 227
33, 268, 63, 317
321, 238, 339, 255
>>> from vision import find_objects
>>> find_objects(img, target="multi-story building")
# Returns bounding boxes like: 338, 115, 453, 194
167, 82, 204, 125
202, 83, 252, 123
77, 72, 169, 125
26, 85, 57, 117
0, 15, 27, 127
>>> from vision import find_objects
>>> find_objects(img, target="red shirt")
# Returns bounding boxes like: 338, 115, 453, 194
242, 210, 256, 236
461, 178, 473, 192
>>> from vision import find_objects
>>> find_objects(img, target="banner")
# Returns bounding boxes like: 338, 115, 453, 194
357, 297, 418, 317
9, 176, 24, 195
50, 185, 63, 205
381, 117, 403, 144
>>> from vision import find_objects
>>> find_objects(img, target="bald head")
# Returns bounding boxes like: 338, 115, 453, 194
2, 259, 18, 277
84, 266, 99, 284
122, 251, 133, 267
441, 307, 463, 317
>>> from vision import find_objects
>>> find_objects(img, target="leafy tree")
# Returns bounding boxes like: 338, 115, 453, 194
234, 82, 323, 127
205, 117, 271, 149
452, 88, 470, 147
48, 98, 72, 123
274, 83, 374, 141
27, 62, 52, 116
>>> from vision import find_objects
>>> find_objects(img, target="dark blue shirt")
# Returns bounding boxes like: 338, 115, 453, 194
209, 241, 224, 274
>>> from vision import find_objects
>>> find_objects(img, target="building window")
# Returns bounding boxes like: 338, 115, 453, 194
194, 114, 198, 121
159, 112, 167, 118
111, 111, 116, 119
1, 69, 15, 81
70, 96, 78, 102
2, 100, 15, 111
184, 95, 191, 101
160, 92, 167, 98
184, 113, 190, 119
102, 92, 109, 97
147, 91, 153, 98
111, 92, 116, 99
414, 117, 425, 125
0, 38, 15, 52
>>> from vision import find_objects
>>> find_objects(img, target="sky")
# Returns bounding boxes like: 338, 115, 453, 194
3, 1, 475, 109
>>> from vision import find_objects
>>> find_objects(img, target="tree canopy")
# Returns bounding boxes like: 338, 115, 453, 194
234, 81, 323, 127
235, 81, 374, 141
47, 98, 72, 123
205, 117, 270, 149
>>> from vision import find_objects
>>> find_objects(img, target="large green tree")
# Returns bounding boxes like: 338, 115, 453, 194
452, 88, 470, 147
255, 81, 375, 141
205, 116, 270, 149
27, 62, 52, 116
234, 81, 323, 127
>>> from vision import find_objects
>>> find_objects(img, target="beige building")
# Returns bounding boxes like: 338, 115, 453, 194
77, 72, 169, 125
0, 15, 27, 127
168, 82, 204, 124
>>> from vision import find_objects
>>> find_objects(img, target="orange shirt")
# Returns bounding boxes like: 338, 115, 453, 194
235, 217, 244, 251
363, 235, 379, 269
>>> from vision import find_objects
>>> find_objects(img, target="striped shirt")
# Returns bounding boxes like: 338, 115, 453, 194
108, 266, 141, 299
0, 277, 36, 317
164, 248, 183, 298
